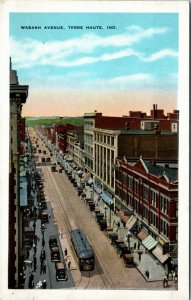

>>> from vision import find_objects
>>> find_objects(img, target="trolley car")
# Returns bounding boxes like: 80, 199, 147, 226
71, 228, 94, 271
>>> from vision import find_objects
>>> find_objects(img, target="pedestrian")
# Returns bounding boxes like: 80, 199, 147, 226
162, 272, 168, 288
138, 253, 142, 262
116, 221, 120, 232
33, 221, 36, 231
33, 244, 37, 254
43, 262, 46, 274
64, 248, 67, 256
134, 242, 137, 250
40, 263, 43, 274
33, 255, 37, 271
42, 279, 47, 289
42, 238, 45, 248
137, 242, 141, 250
67, 257, 71, 269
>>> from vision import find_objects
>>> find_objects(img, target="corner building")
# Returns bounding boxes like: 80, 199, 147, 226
9, 60, 28, 288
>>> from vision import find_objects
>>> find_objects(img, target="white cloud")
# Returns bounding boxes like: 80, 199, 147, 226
142, 49, 178, 62
10, 25, 170, 69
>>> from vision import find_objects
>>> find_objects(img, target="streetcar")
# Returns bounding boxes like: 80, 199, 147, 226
70, 228, 94, 271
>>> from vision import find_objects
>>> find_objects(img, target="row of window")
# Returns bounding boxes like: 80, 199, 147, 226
84, 133, 93, 144
95, 133, 115, 146
116, 189, 170, 238
84, 120, 94, 130
116, 172, 171, 214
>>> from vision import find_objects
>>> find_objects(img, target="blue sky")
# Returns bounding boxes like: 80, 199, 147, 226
10, 13, 178, 116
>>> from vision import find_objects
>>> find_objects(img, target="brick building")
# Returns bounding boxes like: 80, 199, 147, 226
115, 157, 178, 262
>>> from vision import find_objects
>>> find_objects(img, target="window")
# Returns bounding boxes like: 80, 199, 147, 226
150, 189, 157, 207
160, 219, 168, 237
160, 195, 168, 215
111, 136, 114, 146
175, 226, 178, 241
107, 136, 110, 144
128, 193, 133, 207
128, 175, 132, 190
150, 211, 158, 228
175, 201, 178, 218
143, 206, 148, 220
134, 179, 139, 194
134, 198, 139, 212
122, 172, 127, 185
143, 184, 149, 200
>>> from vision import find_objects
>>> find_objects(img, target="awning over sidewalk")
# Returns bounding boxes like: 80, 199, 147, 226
87, 177, 93, 185
121, 215, 129, 223
94, 183, 102, 194
137, 229, 148, 241
152, 246, 170, 264
81, 172, 91, 182
117, 210, 124, 218
125, 215, 137, 230
142, 235, 158, 251
100, 192, 113, 205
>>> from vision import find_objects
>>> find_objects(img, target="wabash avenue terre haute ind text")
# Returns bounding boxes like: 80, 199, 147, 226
20, 25, 116, 30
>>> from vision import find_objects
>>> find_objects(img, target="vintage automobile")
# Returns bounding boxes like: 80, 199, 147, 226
123, 253, 135, 267
51, 246, 60, 262
41, 210, 49, 223
55, 262, 68, 281
97, 219, 107, 231
49, 236, 58, 249
40, 249, 46, 262
108, 232, 118, 245
116, 242, 130, 257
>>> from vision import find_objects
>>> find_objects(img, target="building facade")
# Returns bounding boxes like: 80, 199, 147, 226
9, 60, 28, 288
115, 157, 178, 260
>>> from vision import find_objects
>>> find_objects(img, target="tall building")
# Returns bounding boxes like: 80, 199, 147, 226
9, 59, 28, 288
115, 157, 178, 266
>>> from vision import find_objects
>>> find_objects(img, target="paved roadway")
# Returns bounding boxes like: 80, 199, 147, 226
29, 129, 177, 290
41, 162, 166, 289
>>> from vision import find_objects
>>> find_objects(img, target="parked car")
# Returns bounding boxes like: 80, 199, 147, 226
55, 262, 68, 281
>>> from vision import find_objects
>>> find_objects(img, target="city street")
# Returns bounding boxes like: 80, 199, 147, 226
30, 132, 170, 290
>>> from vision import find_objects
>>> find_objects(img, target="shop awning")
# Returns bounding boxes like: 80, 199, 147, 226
137, 229, 148, 241
121, 215, 129, 223
20, 180, 28, 206
152, 246, 170, 264
125, 215, 137, 230
87, 177, 93, 185
81, 172, 91, 182
117, 210, 124, 218
94, 183, 102, 194
100, 192, 113, 205
142, 235, 158, 250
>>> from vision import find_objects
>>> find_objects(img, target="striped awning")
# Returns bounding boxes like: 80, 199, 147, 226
152, 246, 170, 264
100, 192, 113, 205
87, 177, 93, 185
137, 229, 148, 241
81, 172, 91, 182
125, 215, 137, 230
94, 183, 102, 194
121, 215, 129, 224
117, 210, 124, 218
142, 235, 158, 250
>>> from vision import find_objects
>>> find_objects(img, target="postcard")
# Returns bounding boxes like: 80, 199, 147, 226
0, 1, 189, 300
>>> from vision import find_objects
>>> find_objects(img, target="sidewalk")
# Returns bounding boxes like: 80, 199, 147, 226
95, 194, 167, 282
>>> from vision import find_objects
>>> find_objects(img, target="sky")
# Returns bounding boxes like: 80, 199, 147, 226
10, 13, 178, 117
